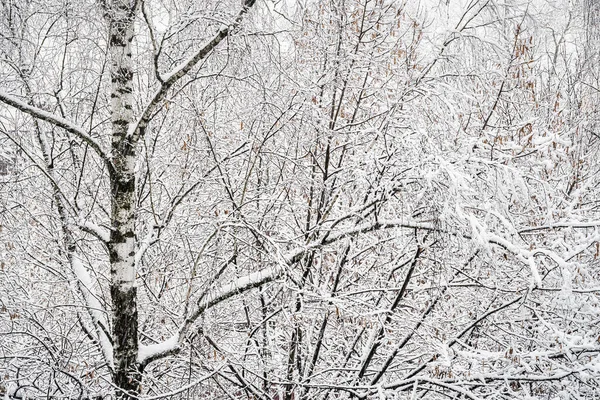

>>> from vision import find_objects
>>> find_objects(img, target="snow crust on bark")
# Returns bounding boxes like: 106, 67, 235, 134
72, 255, 115, 369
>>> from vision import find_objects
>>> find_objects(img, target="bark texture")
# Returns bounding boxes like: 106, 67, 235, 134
106, 1, 140, 398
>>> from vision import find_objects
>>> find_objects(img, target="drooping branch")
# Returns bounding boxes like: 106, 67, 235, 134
0, 90, 114, 175
26, 117, 115, 373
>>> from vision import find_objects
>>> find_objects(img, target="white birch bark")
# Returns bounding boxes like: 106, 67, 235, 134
105, 1, 141, 397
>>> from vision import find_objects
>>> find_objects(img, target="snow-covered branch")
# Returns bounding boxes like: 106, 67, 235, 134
128, 0, 258, 139
137, 218, 435, 366
71, 255, 114, 371
134, 227, 158, 268
77, 219, 111, 243
0, 90, 114, 174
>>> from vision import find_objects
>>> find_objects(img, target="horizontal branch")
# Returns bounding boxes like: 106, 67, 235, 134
137, 218, 434, 366
381, 370, 577, 397
518, 221, 600, 233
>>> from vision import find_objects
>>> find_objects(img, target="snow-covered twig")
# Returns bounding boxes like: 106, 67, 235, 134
128, 0, 258, 139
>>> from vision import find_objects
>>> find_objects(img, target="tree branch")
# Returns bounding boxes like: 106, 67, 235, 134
0, 90, 114, 175
137, 218, 435, 367
128, 0, 257, 139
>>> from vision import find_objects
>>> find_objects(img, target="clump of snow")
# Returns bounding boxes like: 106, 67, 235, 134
138, 334, 179, 364
71, 256, 114, 367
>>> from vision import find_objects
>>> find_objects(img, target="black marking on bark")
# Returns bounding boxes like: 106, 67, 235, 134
113, 119, 129, 127
110, 35, 126, 46
117, 86, 133, 95
110, 285, 141, 399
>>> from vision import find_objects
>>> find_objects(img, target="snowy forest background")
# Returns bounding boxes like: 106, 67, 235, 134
1, 0, 600, 398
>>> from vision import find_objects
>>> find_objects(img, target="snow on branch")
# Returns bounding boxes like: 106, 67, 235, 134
518, 220, 600, 233
137, 265, 280, 366
137, 370, 219, 399
407, 379, 485, 400
137, 334, 179, 366
71, 255, 114, 370
77, 219, 111, 243
135, 228, 158, 268
0, 90, 113, 173
139, 215, 587, 367
137, 218, 434, 366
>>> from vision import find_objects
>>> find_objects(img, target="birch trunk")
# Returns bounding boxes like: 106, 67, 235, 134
106, 1, 140, 398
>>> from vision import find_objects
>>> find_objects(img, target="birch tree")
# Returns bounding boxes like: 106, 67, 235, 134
1, 0, 260, 397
